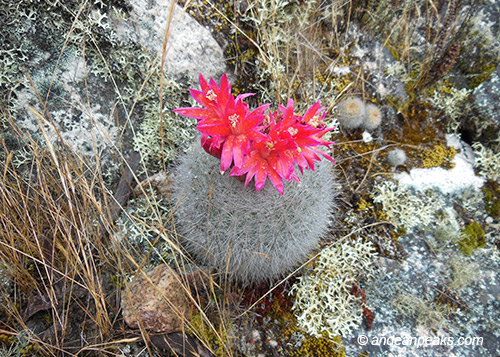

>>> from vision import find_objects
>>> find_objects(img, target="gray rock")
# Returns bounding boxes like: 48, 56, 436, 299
335, 24, 408, 103
474, 67, 500, 124
7, 0, 226, 168
115, 0, 226, 80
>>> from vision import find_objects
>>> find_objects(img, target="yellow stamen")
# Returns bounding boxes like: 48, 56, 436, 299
228, 114, 239, 128
206, 89, 217, 101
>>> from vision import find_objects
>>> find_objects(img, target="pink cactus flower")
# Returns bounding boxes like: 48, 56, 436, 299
173, 74, 335, 194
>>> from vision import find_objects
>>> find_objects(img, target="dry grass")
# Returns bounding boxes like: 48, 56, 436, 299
0, 112, 122, 353
0, 2, 229, 356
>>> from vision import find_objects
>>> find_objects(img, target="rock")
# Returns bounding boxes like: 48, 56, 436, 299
6, 0, 226, 169
133, 171, 170, 197
334, 23, 408, 102
474, 66, 500, 124
394, 134, 484, 194
122, 264, 192, 332
115, 0, 226, 80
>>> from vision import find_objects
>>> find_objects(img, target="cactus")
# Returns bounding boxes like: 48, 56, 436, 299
362, 103, 383, 130
337, 96, 366, 129
171, 142, 338, 285
386, 148, 407, 167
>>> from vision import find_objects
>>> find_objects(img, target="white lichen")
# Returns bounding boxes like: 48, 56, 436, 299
373, 181, 434, 230
290, 238, 376, 338
373, 181, 460, 232
392, 293, 451, 330
427, 86, 472, 133
472, 142, 500, 182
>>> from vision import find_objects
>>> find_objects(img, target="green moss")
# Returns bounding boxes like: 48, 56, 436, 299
456, 222, 486, 256
289, 332, 345, 357
188, 312, 231, 357
483, 181, 500, 219
469, 62, 495, 89
109, 274, 125, 289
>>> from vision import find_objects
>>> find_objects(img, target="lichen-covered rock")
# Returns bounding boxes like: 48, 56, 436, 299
474, 67, 500, 124
115, 0, 226, 80
2, 0, 226, 173
122, 264, 192, 332
340, 23, 408, 102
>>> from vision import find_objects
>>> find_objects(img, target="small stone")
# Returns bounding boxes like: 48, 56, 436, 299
122, 264, 192, 332
251, 330, 261, 341
362, 131, 373, 143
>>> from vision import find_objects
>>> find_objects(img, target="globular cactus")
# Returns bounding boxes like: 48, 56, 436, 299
362, 103, 383, 131
387, 148, 407, 167
171, 142, 338, 285
337, 96, 366, 129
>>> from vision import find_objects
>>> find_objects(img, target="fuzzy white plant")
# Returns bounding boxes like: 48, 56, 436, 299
362, 103, 383, 131
290, 238, 376, 338
386, 148, 407, 167
171, 142, 338, 284
337, 96, 366, 129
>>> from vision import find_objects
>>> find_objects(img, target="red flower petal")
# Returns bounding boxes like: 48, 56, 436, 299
267, 165, 284, 194
221, 135, 235, 172
173, 107, 216, 120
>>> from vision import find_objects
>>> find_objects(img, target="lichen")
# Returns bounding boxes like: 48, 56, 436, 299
418, 144, 457, 169
114, 188, 176, 266
448, 255, 480, 292
0, 0, 130, 97
433, 223, 461, 250
456, 221, 486, 256
132, 77, 198, 170
373, 181, 458, 232
0, 330, 38, 357
392, 293, 452, 330
289, 238, 376, 338
472, 142, 500, 182
426, 84, 472, 133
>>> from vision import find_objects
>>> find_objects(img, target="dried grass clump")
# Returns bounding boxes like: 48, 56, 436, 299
0, 115, 122, 353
